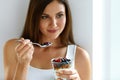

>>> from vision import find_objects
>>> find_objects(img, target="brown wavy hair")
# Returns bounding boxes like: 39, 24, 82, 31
21, 0, 75, 46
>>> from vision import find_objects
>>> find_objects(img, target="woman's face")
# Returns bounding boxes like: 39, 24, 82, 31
39, 1, 66, 40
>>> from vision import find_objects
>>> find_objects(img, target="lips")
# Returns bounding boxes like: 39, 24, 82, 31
48, 29, 58, 33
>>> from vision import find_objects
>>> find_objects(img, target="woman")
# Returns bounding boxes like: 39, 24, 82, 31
4, 0, 91, 80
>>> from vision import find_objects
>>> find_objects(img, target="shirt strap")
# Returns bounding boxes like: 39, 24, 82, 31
66, 45, 76, 68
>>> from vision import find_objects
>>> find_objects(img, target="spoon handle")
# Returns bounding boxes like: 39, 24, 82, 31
17, 40, 52, 48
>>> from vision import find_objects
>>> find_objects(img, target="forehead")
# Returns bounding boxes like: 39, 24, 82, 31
43, 0, 65, 14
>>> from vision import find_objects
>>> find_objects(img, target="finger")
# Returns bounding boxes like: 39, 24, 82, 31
17, 39, 31, 54
57, 72, 78, 80
20, 37, 24, 41
17, 43, 34, 64
22, 43, 34, 56
19, 43, 33, 57
20, 44, 34, 62
57, 69, 79, 80
67, 73, 79, 80
16, 40, 28, 51
59, 69, 77, 75
15, 38, 24, 51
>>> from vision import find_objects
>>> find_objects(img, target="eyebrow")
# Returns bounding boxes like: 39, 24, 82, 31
42, 11, 65, 15
57, 11, 65, 14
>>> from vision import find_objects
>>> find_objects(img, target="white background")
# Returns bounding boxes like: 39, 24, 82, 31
110, 0, 120, 79
92, 0, 120, 80
0, 0, 92, 79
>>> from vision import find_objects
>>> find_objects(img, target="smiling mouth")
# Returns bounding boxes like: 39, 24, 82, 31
48, 30, 58, 33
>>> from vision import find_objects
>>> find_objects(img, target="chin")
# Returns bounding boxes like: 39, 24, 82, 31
48, 35, 60, 40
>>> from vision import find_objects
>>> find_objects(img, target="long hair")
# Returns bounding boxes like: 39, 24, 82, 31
21, 0, 75, 46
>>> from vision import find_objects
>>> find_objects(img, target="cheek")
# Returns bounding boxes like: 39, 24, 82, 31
39, 23, 43, 31
58, 18, 66, 28
39, 21, 48, 30
39, 23, 46, 34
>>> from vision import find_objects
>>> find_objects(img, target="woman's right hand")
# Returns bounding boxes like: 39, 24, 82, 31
15, 38, 34, 65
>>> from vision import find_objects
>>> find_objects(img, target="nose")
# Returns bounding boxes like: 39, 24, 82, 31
50, 18, 57, 28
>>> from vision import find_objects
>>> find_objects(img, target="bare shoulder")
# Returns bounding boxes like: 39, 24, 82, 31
4, 38, 18, 65
75, 46, 90, 61
4, 38, 18, 52
75, 45, 91, 80
5, 38, 18, 44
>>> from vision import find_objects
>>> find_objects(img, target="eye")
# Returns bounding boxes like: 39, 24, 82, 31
41, 15, 49, 19
56, 13, 64, 18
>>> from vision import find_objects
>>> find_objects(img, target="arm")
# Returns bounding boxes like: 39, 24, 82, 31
75, 46, 91, 80
14, 63, 29, 80
4, 39, 18, 80
3, 39, 34, 80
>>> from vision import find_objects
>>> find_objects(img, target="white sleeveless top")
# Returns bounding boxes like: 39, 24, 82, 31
27, 45, 76, 80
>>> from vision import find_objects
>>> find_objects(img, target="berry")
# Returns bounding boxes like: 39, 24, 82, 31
54, 58, 61, 62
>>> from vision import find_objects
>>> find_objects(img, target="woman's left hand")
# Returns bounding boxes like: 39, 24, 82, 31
56, 69, 81, 80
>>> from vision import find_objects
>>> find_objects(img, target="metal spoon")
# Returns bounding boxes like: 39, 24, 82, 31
17, 40, 52, 48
